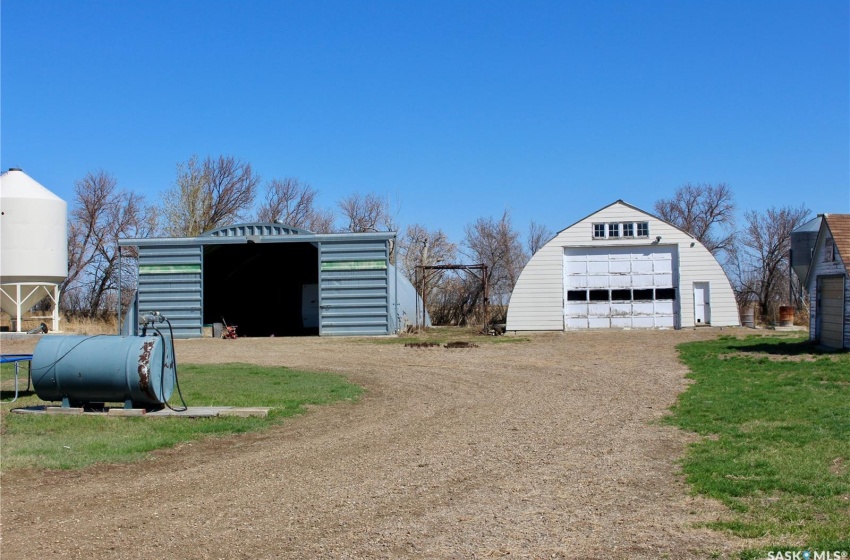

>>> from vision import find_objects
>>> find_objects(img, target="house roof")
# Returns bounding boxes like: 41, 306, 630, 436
823, 214, 850, 276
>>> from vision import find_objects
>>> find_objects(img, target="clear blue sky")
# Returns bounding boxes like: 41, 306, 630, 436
2, 0, 848, 245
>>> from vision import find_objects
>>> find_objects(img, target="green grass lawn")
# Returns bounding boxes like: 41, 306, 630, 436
0, 362, 362, 471
663, 334, 850, 557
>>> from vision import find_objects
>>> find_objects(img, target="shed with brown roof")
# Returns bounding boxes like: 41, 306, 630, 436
803, 214, 850, 349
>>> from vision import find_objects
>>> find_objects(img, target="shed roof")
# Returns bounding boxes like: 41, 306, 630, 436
119, 222, 395, 247
201, 222, 313, 237
823, 213, 850, 276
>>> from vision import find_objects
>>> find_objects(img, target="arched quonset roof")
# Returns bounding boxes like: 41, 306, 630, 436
201, 222, 314, 237
506, 200, 739, 331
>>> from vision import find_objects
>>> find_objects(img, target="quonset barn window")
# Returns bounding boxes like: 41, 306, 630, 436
592, 221, 649, 239
633, 289, 653, 300
593, 223, 606, 238
611, 289, 631, 300
656, 288, 676, 300
589, 289, 609, 301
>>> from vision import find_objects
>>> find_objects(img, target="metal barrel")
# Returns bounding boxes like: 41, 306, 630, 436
741, 308, 755, 328
778, 306, 794, 327
31, 335, 175, 407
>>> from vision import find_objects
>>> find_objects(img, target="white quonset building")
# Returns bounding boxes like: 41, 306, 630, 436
506, 200, 739, 332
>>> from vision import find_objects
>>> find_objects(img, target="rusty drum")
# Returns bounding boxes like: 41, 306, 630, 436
778, 306, 795, 327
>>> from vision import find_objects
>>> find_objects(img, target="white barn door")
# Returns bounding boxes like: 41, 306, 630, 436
564, 246, 678, 329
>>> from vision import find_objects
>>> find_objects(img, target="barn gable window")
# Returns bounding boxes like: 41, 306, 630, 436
593, 223, 606, 238
592, 221, 650, 239
824, 238, 835, 262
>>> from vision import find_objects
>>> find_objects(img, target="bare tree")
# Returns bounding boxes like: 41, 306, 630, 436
425, 274, 474, 326
338, 192, 397, 233
160, 155, 260, 237
727, 204, 811, 322
63, 170, 157, 318
397, 224, 457, 326
654, 182, 736, 254
255, 177, 334, 232
527, 220, 553, 255
461, 210, 528, 324
303, 207, 336, 234
396, 224, 457, 284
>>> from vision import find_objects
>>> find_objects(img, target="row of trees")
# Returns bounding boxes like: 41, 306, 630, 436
61, 155, 549, 322
654, 182, 810, 321
60, 154, 810, 327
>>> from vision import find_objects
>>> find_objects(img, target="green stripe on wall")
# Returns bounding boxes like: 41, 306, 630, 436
139, 264, 202, 274
321, 260, 387, 271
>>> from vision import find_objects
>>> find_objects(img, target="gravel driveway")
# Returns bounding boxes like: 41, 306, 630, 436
1, 329, 756, 559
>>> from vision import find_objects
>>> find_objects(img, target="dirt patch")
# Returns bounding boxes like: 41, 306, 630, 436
443, 341, 477, 349
719, 352, 820, 362
1, 328, 763, 558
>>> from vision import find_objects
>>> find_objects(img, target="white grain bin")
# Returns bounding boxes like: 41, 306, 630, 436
0, 168, 68, 332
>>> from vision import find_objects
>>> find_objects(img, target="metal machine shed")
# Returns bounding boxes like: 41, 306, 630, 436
118, 224, 403, 338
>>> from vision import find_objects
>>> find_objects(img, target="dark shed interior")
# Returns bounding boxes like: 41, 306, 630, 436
203, 242, 319, 337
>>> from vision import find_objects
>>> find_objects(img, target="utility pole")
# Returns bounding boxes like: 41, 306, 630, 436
420, 237, 429, 332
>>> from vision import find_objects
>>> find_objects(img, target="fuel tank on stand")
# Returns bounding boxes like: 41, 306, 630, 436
31, 335, 175, 409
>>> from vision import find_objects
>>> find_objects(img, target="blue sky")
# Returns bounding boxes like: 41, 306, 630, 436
2, 0, 848, 245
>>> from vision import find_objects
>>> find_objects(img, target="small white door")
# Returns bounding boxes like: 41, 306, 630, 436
694, 282, 711, 325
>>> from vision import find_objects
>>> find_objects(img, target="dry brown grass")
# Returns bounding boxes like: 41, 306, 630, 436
0, 311, 118, 335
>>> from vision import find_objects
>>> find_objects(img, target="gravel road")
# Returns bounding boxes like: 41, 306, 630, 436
0, 329, 758, 559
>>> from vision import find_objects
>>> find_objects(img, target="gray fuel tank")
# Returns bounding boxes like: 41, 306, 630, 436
32, 335, 175, 408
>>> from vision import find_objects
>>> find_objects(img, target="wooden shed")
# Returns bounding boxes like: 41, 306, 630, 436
800, 214, 850, 349
506, 200, 739, 331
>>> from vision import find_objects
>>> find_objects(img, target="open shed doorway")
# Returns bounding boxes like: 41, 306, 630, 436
203, 242, 319, 337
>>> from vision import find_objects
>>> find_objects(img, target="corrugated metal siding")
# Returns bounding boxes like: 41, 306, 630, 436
137, 245, 204, 338
204, 223, 307, 237
319, 240, 391, 336
506, 201, 739, 331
